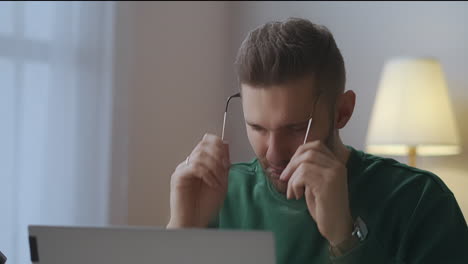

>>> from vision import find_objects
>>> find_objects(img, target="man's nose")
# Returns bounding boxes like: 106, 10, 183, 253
265, 132, 291, 167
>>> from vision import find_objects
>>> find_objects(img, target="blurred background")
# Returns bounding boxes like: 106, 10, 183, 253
1, 1, 467, 263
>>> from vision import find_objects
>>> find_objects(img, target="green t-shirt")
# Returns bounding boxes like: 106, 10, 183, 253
210, 146, 468, 263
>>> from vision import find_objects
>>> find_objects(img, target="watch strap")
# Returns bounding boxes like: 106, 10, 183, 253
329, 216, 367, 257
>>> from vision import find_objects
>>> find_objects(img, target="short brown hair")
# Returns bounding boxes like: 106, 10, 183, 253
235, 17, 346, 100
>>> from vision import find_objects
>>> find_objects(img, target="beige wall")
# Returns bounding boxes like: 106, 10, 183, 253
114, 2, 232, 226
113, 2, 468, 225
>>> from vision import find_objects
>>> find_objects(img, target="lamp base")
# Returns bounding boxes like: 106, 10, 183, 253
408, 146, 417, 167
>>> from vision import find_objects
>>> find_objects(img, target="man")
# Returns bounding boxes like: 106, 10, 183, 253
167, 17, 468, 263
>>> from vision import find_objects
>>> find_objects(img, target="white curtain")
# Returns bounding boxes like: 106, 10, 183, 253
0, 2, 116, 263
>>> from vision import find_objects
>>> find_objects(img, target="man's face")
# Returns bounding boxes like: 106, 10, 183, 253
241, 76, 334, 194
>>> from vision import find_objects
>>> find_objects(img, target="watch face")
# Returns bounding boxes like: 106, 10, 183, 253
329, 217, 369, 257
355, 216, 368, 241
356, 229, 362, 239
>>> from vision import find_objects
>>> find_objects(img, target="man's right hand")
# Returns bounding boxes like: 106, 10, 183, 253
167, 133, 230, 228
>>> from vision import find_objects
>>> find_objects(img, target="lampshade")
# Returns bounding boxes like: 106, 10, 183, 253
365, 57, 461, 156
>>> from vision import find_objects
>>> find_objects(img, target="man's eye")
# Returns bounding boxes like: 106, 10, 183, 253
251, 125, 265, 132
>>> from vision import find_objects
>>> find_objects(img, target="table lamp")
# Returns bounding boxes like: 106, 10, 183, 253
365, 57, 461, 167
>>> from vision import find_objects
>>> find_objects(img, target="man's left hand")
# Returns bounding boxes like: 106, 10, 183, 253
279, 140, 353, 246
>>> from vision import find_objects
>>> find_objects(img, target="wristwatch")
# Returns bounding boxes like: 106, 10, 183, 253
329, 216, 368, 257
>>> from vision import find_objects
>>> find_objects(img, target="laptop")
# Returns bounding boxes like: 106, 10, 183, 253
28, 225, 276, 264
0, 250, 6, 264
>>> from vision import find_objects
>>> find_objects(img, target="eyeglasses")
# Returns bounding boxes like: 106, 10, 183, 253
221, 92, 241, 141
303, 91, 322, 144
221, 91, 322, 145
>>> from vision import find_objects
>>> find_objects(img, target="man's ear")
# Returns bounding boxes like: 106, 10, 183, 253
335, 90, 356, 129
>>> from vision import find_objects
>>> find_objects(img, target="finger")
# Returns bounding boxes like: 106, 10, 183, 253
195, 136, 230, 164
294, 176, 306, 200
290, 140, 334, 165
206, 146, 230, 186
287, 163, 301, 200
286, 165, 294, 199
305, 186, 317, 219
189, 146, 230, 190
194, 141, 225, 162
304, 140, 335, 158
288, 163, 307, 200
190, 150, 225, 188
188, 133, 231, 184
202, 133, 226, 152
204, 140, 231, 180
198, 134, 231, 166
189, 161, 218, 189
280, 140, 330, 182
280, 149, 331, 182
294, 163, 321, 199
203, 132, 221, 142
287, 163, 322, 200
176, 159, 187, 170
287, 171, 301, 200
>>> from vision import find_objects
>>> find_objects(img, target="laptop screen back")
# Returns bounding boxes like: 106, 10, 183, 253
28, 225, 276, 264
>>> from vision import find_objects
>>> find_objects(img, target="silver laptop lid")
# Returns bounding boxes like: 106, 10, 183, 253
28, 225, 276, 264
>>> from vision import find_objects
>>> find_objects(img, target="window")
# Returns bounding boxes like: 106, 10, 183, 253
0, 2, 116, 263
